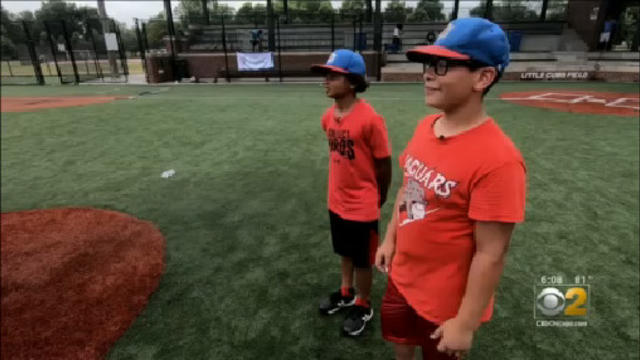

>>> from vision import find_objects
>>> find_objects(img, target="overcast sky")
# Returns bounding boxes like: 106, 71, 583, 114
2, 1, 477, 27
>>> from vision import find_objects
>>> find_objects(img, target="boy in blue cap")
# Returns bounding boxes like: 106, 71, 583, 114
311, 50, 392, 337
375, 18, 526, 359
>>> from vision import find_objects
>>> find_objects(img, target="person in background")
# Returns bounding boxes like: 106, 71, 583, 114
392, 24, 404, 53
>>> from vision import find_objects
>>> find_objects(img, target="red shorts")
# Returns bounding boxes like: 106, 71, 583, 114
381, 278, 456, 360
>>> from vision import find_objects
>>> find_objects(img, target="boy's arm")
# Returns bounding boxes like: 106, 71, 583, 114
431, 221, 515, 356
375, 184, 404, 273
458, 221, 514, 329
374, 157, 392, 208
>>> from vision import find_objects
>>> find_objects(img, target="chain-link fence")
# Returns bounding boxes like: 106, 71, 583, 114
1, 18, 130, 85
1, 21, 45, 85
3, 1, 579, 85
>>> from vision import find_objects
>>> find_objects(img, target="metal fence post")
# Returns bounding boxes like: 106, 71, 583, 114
221, 14, 230, 82
86, 21, 104, 81
359, 16, 364, 52
452, 0, 460, 20
6, 61, 13, 77
277, 17, 282, 82
135, 18, 148, 83
61, 20, 80, 84
164, 0, 177, 81
331, 13, 335, 52
374, 0, 382, 81
44, 21, 64, 84
22, 21, 45, 85
353, 18, 357, 50
113, 19, 129, 81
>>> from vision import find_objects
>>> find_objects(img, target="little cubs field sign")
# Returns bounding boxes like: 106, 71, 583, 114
500, 91, 639, 116
520, 72, 591, 80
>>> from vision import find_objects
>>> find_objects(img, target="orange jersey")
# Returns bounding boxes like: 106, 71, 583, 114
391, 114, 526, 324
322, 100, 391, 222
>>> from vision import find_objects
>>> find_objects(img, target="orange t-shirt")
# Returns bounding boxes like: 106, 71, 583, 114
390, 114, 526, 325
322, 99, 392, 222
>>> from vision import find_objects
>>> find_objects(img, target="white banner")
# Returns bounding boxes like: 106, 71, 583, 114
105, 33, 119, 51
236, 52, 274, 71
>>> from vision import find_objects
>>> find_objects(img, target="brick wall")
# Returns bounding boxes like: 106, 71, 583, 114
145, 55, 174, 83
146, 51, 384, 83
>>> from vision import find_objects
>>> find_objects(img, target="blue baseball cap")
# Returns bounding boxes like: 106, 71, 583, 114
407, 18, 510, 72
311, 49, 367, 78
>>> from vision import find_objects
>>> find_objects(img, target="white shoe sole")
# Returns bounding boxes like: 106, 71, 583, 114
344, 311, 373, 337
324, 298, 356, 315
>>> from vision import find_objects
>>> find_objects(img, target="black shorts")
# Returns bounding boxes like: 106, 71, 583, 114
329, 210, 379, 268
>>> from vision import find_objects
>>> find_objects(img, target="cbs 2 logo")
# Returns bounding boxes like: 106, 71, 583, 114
536, 287, 588, 317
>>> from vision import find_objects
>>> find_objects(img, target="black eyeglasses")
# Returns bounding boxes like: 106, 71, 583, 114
422, 57, 487, 76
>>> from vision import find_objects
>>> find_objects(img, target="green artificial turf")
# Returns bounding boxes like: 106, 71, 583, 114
1, 82, 638, 359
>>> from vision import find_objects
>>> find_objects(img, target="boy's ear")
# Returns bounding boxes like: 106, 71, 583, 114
473, 67, 497, 93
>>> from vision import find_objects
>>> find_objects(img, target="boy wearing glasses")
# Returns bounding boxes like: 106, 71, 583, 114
311, 50, 392, 337
375, 18, 526, 359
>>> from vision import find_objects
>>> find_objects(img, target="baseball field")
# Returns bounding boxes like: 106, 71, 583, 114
1, 81, 638, 359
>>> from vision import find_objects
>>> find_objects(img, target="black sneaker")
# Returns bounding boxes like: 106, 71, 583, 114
319, 288, 355, 315
342, 304, 373, 337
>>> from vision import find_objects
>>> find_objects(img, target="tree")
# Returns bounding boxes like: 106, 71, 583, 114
235, 2, 266, 25
470, 0, 537, 21
145, 11, 168, 50
408, 0, 445, 23
0, 9, 18, 59
384, 0, 411, 24
620, 5, 639, 50
18, 10, 35, 22
235, 2, 256, 24
210, 2, 234, 22
33, 1, 99, 38
340, 0, 366, 22
116, 21, 138, 53
174, 0, 234, 27
469, 0, 488, 17
1, 34, 17, 59
1, 6, 26, 58
175, 0, 204, 26
545, 0, 568, 20
273, 1, 334, 24
494, 0, 538, 21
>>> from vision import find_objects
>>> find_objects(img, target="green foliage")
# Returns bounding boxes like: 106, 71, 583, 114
235, 2, 266, 25
408, 0, 446, 23
1, 7, 21, 59
340, 0, 366, 21
619, 5, 639, 50
279, 0, 335, 24
31, 0, 100, 40
546, 0, 568, 21
145, 12, 168, 50
471, 0, 538, 21
384, 0, 412, 24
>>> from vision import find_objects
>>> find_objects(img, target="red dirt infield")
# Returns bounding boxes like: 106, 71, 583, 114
1, 208, 165, 360
500, 91, 639, 116
1, 96, 128, 112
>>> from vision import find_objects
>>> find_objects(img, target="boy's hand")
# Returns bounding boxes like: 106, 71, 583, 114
430, 317, 475, 359
374, 240, 394, 274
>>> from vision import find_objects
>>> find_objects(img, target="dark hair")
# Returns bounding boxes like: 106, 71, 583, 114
347, 74, 369, 93
483, 68, 502, 96
465, 60, 501, 96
